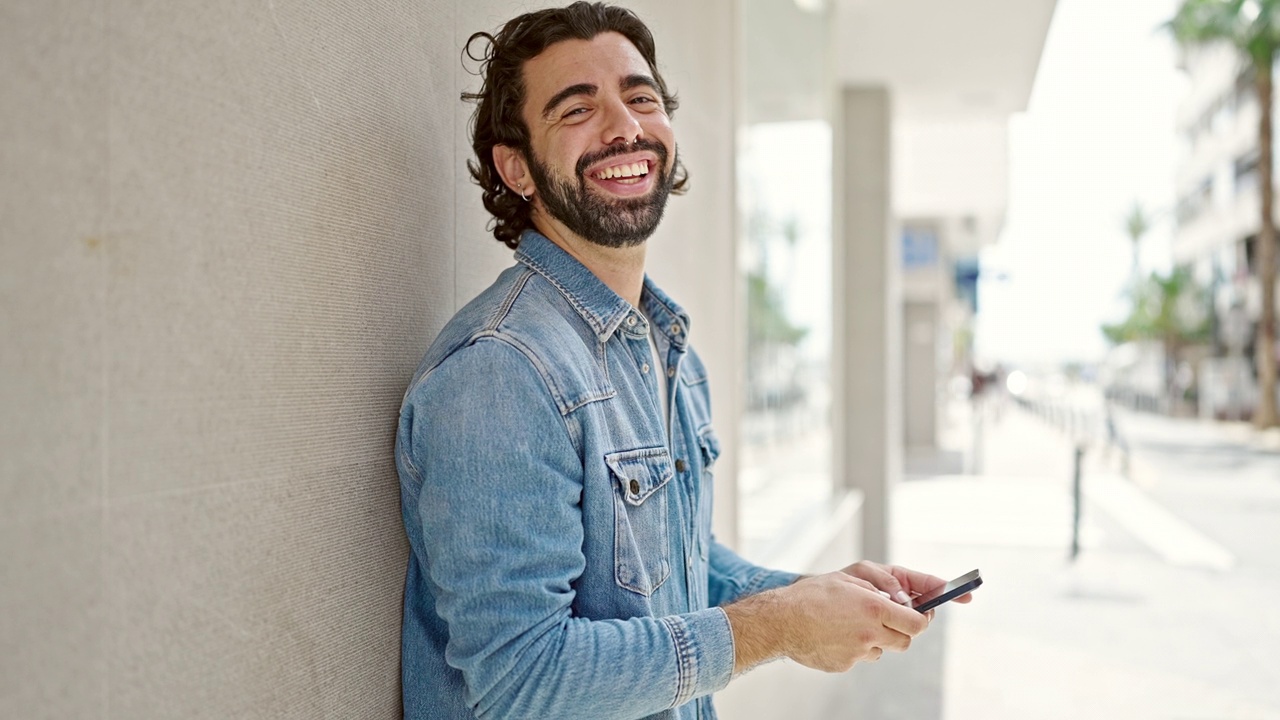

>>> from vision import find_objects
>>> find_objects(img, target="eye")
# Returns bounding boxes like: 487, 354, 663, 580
629, 95, 662, 112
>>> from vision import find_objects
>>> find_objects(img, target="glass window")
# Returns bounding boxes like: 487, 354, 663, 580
738, 0, 834, 563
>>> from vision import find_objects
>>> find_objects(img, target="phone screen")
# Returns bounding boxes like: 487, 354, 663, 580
911, 569, 982, 613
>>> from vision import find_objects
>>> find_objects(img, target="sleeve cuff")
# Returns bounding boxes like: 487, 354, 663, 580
660, 607, 736, 707
741, 567, 803, 597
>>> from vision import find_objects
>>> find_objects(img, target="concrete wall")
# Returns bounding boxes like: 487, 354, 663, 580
0, 1, 739, 716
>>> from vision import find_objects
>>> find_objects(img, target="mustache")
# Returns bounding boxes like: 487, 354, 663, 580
575, 138, 670, 179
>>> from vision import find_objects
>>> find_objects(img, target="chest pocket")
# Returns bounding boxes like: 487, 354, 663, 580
604, 447, 674, 597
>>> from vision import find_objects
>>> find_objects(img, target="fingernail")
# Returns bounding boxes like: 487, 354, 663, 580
896, 591, 912, 605
878, 590, 892, 600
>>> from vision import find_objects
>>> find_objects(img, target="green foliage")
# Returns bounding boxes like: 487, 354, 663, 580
1124, 203, 1152, 246
1102, 267, 1212, 347
1123, 202, 1152, 280
1167, 0, 1280, 64
745, 208, 809, 351
746, 272, 808, 349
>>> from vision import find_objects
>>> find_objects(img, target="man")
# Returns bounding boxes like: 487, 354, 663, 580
395, 4, 967, 718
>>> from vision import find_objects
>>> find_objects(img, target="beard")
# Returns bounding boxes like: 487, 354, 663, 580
526, 138, 677, 249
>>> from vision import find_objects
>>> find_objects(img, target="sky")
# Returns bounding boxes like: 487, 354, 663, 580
974, 0, 1186, 367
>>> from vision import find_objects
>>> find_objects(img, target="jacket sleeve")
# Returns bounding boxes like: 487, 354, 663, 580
399, 337, 735, 720
706, 538, 801, 608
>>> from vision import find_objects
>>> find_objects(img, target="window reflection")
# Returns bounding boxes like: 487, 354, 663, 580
738, 121, 833, 562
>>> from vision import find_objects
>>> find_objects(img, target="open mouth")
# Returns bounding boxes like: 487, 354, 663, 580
592, 160, 650, 184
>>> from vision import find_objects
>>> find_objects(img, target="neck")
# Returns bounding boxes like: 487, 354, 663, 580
532, 212, 648, 308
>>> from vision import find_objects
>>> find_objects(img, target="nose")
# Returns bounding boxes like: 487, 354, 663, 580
599, 96, 643, 146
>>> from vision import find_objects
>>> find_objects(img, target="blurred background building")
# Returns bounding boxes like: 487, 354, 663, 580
1171, 42, 1272, 419
729, 0, 1055, 568
720, 1, 1055, 714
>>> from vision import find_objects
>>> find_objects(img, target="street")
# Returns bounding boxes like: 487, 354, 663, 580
892, 395, 1280, 720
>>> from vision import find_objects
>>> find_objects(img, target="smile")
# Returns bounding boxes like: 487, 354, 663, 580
593, 160, 650, 183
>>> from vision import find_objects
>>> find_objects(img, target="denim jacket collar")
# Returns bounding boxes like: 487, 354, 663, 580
640, 277, 691, 351
515, 230, 691, 349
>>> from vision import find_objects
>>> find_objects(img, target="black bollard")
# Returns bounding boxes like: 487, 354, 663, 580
1070, 444, 1084, 561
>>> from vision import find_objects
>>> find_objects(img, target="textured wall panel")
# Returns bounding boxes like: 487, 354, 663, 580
97, 0, 455, 715
0, 511, 105, 719
0, 1, 109, 717
104, 0, 449, 499
0, 1, 107, 520
106, 465, 405, 718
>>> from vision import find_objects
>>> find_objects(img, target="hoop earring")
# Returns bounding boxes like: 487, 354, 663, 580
518, 184, 530, 202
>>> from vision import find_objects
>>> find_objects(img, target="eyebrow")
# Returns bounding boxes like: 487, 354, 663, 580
540, 74, 661, 119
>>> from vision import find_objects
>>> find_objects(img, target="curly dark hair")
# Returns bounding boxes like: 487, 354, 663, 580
462, 2, 689, 249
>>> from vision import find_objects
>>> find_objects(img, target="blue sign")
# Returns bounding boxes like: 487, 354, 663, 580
902, 227, 939, 269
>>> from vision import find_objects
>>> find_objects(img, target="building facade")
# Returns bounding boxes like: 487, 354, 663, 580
1173, 43, 1280, 418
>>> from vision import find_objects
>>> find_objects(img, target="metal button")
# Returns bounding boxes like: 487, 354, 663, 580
667, 366, 676, 378
671, 323, 682, 335
626, 315, 637, 326
629, 479, 640, 495
675, 459, 687, 472
641, 363, 650, 374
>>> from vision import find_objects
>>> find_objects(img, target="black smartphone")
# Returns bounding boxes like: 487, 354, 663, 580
911, 569, 982, 613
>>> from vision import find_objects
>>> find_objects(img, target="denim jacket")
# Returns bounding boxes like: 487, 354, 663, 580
396, 231, 799, 719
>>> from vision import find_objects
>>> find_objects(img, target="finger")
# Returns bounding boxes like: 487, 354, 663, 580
875, 627, 914, 653
867, 647, 884, 662
840, 574, 881, 594
891, 566, 951, 598
880, 601, 930, 637
844, 576, 902, 606
848, 563, 913, 606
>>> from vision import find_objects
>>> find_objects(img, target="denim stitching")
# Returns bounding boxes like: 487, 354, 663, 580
518, 250, 625, 340
662, 615, 696, 707
607, 447, 674, 595
485, 267, 536, 333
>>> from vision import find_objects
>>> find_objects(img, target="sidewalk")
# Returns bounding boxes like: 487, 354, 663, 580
893, 398, 1280, 720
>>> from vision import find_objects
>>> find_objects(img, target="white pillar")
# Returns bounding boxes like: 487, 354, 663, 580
832, 86, 900, 563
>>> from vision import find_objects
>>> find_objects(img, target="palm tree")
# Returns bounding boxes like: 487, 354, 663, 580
1103, 267, 1213, 412
1169, 0, 1279, 428
1123, 202, 1152, 284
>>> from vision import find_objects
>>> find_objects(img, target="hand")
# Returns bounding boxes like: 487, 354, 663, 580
724, 571, 930, 674
839, 560, 975, 610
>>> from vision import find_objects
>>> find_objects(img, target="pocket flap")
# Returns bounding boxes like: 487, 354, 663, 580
605, 447, 674, 506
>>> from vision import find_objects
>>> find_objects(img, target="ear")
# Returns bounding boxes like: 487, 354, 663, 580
493, 144, 533, 197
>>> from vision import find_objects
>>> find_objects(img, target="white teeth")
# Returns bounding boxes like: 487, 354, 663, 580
596, 161, 650, 180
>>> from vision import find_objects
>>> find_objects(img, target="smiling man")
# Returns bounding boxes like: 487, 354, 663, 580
394, 4, 963, 719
